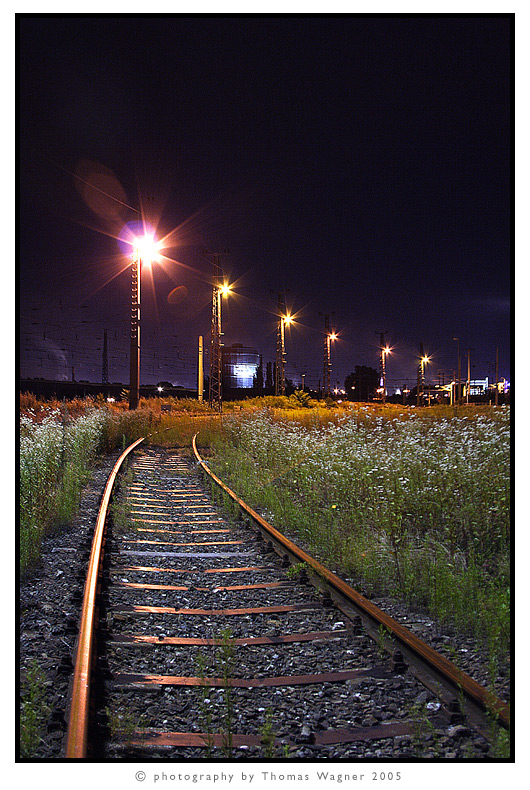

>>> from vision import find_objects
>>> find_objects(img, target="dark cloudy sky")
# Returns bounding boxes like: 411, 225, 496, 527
19, 14, 511, 391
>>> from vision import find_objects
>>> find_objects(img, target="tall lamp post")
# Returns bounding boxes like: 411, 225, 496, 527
323, 330, 337, 398
205, 251, 230, 412
417, 348, 429, 406
209, 280, 231, 412
378, 335, 390, 404
422, 356, 431, 405
321, 313, 335, 398
276, 313, 292, 396
129, 234, 161, 410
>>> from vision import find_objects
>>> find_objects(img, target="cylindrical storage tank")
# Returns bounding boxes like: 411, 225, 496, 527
222, 344, 260, 390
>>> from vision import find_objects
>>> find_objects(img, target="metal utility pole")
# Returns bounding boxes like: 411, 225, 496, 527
319, 312, 334, 398
453, 337, 461, 405
198, 335, 204, 402
417, 342, 425, 407
266, 361, 273, 391
324, 315, 331, 397
495, 346, 499, 406
466, 349, 472, 404
275, 292, 287, 395
129, 252, 140, 410
256, 356, 264, 393
377, 331, 388, 404
205, 251, 227, 412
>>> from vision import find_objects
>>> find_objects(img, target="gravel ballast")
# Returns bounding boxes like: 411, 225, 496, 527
19, 448, 509, 760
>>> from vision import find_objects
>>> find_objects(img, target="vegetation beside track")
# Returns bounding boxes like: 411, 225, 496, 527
19, 392, 229, 573
19, 392, 510, 688
207, 403, 510, 681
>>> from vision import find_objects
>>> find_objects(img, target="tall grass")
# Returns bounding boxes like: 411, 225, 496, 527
19, 394, 511, 675
20, 407, 104, 572
19, 401, 156, 572
209, 406, 510, 667
19, 396, 228, 573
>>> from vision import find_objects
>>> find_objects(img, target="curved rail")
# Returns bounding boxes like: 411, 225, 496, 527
65, 437, 144, 758
192, 434, 509, 733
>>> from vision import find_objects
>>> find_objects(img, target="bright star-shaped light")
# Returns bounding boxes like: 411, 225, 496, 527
133, 234, 162, 264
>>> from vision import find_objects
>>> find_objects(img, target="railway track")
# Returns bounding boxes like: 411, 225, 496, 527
64, 439, 509, 759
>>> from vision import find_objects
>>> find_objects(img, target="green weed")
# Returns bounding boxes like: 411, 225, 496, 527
105, 704, 147, 748
285, 562, 308, 579
19, 660, 50, 758
208, 406, 510, 674
196, 628, 237, 758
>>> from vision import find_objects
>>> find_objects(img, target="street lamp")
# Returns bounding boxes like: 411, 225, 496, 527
380, 345, 390, 404
129, 233, 162, 410
417, 351, 430, 406
421, 355, 430, 405
276, 313, 292, 396
323, 330, 336, 398
209, 280, 232, 411
133, 234, 161, 265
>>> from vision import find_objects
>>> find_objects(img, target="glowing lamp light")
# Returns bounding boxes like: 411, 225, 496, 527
284, 314, 292, 325
133, 234, 162, 264
219, 283, 231, 296
330, 332, 337, 341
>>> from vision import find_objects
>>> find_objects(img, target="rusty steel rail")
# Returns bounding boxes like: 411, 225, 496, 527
192, 434, 509, 736
65, 437, 144, 758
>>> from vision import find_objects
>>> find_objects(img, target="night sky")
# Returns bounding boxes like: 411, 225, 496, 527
19, 14, 512, 394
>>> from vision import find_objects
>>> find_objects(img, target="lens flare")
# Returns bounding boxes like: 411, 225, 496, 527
119, 221, 160, 260
133, 234, 162, 264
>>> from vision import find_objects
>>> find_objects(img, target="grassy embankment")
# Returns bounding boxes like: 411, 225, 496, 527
19, 393, 510, 685
19, 393, 222, 574
207, 400, 510, 686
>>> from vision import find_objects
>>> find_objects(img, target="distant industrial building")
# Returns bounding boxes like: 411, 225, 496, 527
469, 377, 510, 396
469, 377, 490, 396
222, 344, 260, 391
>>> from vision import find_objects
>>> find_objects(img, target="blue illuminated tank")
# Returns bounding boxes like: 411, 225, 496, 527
222, 344, 260, 389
